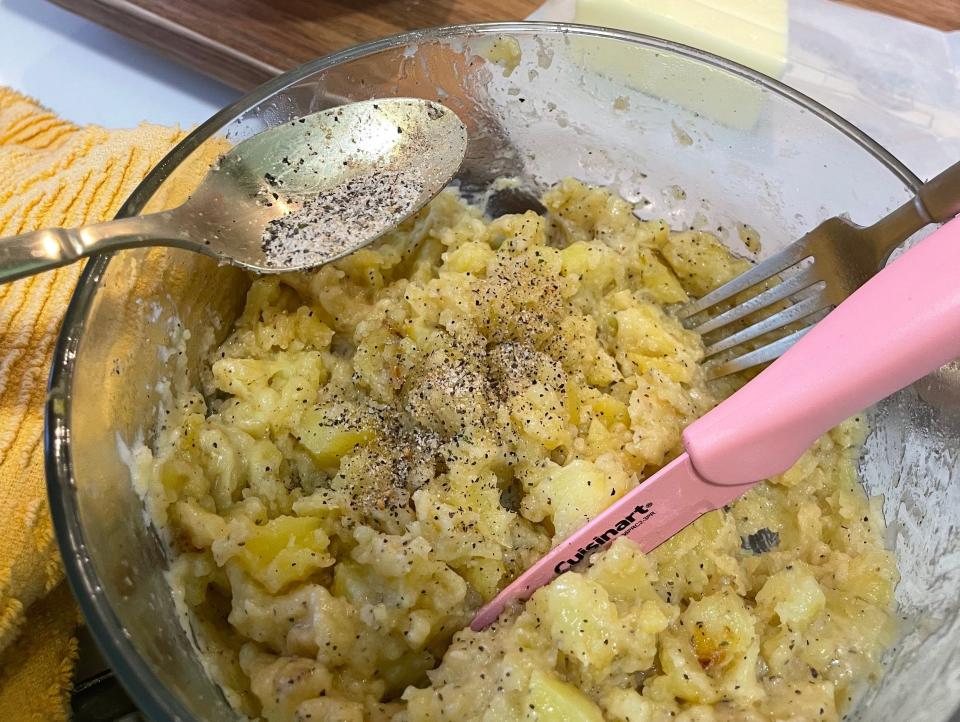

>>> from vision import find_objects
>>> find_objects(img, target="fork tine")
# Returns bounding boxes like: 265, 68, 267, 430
689, 264, 821, 336
677, 243, 812, 320
702, 288, 833, 358
704, 325, 813, 380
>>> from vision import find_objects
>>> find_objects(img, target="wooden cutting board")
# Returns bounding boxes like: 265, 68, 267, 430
47, 0, 959, 91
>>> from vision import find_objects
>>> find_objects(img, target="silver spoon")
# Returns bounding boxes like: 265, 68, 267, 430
0, 98, 467, 283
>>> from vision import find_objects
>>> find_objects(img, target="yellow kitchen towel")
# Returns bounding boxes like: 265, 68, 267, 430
0, 86, 214, 721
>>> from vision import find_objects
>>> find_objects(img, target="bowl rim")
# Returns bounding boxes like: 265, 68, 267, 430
45, 20, 924, 721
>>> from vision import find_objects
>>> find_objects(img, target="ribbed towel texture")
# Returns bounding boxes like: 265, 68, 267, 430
0, 86, 209, 720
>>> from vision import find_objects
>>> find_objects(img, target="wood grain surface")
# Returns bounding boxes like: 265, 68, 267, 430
47, 0, 960, 91
839, 0, 958, 31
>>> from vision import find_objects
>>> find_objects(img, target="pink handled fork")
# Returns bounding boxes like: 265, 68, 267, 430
473, 214, 960, 630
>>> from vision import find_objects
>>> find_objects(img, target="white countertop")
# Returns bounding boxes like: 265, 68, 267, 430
0, 0, 239, 128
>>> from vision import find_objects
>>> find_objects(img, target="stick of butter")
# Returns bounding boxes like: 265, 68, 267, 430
572, 0, 788, 127
575, 0, 787, 79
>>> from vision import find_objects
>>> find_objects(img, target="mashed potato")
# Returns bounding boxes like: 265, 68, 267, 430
133, 179, 898, 721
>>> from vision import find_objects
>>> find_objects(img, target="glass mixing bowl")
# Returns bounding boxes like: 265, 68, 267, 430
45, 22, 960, 722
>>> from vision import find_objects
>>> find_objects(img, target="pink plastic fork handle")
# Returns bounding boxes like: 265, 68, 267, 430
471, 216, 960, 631
684, 215, 960, 485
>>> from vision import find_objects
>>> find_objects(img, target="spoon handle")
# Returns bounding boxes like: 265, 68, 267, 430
0, 212, 185, 284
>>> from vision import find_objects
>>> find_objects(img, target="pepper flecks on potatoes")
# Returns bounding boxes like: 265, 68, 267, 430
136, 179, 897, 721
